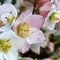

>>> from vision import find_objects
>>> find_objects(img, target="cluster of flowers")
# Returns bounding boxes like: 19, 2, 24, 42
0, 0, 60, 60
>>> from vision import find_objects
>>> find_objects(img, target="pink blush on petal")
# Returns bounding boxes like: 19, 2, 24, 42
39, 0, 51, 6
40, 2, 52, 18
20, 42, 31, 53
26, 28, 45, 44
26, 15, 44, 29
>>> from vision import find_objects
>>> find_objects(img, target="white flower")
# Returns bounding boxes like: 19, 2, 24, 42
12, 10, 45, 53
43, 9, 60, 30
0, 3, 17, 32
0, 30, 18, 60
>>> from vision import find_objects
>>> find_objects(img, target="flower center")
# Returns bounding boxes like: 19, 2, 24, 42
7, 14, 15, 24
17, 22, 30, 38
0, 39, 12, 53
49, 12, 59, 23
0, 13, 15, 25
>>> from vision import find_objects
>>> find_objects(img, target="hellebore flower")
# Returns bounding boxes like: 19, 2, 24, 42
0, 30, 18, 60
0, 3, 17, 32
12, 10, 45, 53
43, 8, 60, 30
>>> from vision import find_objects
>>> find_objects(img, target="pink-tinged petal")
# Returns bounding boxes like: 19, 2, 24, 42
20, 42, 31, 53
13, 10, 32, 25
0, 3, 17, 17
26, 15, 44, 29
13, 10, 44, 29
26, 28, 45, 44
17, 10, 32, 22
39, 0, 51, 6
12, 10, 32, 31
40, 2, 52, 17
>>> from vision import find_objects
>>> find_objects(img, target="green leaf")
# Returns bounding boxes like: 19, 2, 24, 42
53, 35, 60, 40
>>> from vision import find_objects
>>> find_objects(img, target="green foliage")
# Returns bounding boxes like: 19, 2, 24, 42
53, 35, 60, 40
0, 0, 5, 4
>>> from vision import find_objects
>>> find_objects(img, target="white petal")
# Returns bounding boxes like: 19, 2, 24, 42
0, 30, 25, 49
4, 48, 18, 60
19, 42, 31, 53
26, 28, 45, 44
40, 41, 48, 48
0, 52, 4, 60
43, 9, 60, 30
0, 3, 17, 17
43, 17, 56, 30
44, 30, 56, 36
0, 25, 10, 32
31, 44, 40, 54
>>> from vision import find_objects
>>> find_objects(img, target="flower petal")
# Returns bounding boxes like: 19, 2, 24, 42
40, 2, 52, 17
4, 48, 18, 60
0, 3, 17, 17
0, 25, 10, 32
0, 30, 25, 50
26, 28, 45, 44
40, 41, 48, 48
43, 16, 56, 30
26, 15, 44, 29
13, 10, 44, 29
0, 52, 4, 60
31, 44, 40, 54
19, 42, 31, 53
55, 0, 60, 10
12, 10, 32, 28
39, 0, 51, 6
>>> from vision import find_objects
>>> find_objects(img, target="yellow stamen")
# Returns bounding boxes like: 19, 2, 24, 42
17, 22, 30, 38
49, 12, 59, 23
0, 20, 4, 27
7, 14, 15, 24
0, 39, 12, 53
45, 35, 50, 41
